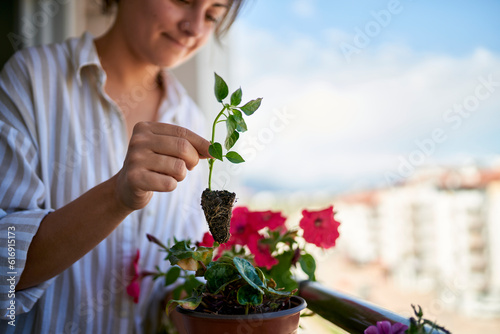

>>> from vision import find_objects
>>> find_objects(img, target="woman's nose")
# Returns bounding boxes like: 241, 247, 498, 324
180, 11, 205, 37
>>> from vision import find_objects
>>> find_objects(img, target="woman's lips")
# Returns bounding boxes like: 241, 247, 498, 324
162, 32, 189, 49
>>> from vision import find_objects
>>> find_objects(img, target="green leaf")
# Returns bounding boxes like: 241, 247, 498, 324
413, 304, 423, 318
299, 253, 316, 281
232, 111, 248, 132
267, 251, 298, 292
185, 275, 204, 293
169, 295, 202, 311
172, 284, 184, 300
167, 286, 203, 313
208, 142, 223, 161
230, 87, 242, 106
170, 275, 204, 301
205, 262, 241, 294
216, 255, 235, 264
225, 131, 239, 150
237, 284, 263, 306
232, 109, 242, 118
226, 115, 237, 134
164, 266, 181, 286
266, 286, 294, 297
240, 98, 262, 116
214, 73, 228, 102
226, 151, 245, 164
233, 257, 265, 293
255, 267, 266, 285
166, 240, 214, 271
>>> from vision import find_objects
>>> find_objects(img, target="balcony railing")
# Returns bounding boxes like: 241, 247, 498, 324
298, 280, 448, 334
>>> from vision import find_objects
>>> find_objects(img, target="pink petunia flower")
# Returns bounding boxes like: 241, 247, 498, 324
246, 234, 278, 270
299, 206, 340, 249
247, 210, 287, 231
198, 231, 215, 247
229, 207, 261, 246
126, 249, 141, 304
364, 321, 408, 334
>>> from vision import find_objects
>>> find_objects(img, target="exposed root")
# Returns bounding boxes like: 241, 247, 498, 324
200, 189, 236, 244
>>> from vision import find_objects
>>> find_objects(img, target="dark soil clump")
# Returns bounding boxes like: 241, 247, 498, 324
201, 189, 236, 244
193, 286, 294, 315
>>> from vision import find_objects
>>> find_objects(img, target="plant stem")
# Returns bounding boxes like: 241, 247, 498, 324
208, 159, 214, 191
208, 105, 227, 190
197, 260, 207, 272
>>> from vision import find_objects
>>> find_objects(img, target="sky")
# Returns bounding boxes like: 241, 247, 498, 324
219, 0, 500, 194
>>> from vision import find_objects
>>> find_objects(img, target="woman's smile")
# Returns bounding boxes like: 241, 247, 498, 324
161, 32, 194, 50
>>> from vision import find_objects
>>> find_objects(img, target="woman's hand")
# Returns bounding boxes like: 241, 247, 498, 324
115, 122, 211, 211
16, 121, 210, 290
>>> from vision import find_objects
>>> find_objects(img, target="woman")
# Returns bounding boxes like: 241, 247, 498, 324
0, 0, 246, 332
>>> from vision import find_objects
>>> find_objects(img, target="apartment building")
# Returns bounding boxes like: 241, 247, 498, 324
335, 166, 500, 317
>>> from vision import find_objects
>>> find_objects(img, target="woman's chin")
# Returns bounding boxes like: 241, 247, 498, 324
158, 53, 196, 69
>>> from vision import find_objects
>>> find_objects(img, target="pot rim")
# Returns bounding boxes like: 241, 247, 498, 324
176, 295, 307, 320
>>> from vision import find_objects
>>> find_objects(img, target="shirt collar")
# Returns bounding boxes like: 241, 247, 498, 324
69, 32, 191, 123
70, 31, 104, 86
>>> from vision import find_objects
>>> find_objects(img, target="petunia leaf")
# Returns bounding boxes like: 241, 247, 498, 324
167, 285, 204, 314
266, 286, 294, 297
166, 240, 214, 271
267, 251, 298, 292
205, 262, 241, 294
233, 257, 265, 293
237, 284, 264, 306
164, 266, 181, 286
255, 267, 266, 286
298, 253, 316, 281
216, 255, 235, 264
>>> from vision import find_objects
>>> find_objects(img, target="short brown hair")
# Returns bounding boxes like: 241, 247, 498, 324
102, 0, 247, 40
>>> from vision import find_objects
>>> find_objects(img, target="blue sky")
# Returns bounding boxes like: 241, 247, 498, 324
238, 0, 500, 56
221, 1, 500, 194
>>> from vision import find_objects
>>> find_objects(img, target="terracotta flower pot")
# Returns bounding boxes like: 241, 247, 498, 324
176, 296, 307, 334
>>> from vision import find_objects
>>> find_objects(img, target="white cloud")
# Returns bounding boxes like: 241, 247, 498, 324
230, 24, 500, 193
290, 0, 317, 19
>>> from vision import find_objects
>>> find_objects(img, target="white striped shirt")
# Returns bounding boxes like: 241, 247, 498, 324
0, 32, 209, 333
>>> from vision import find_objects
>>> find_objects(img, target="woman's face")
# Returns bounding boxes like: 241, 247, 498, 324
117, 0, 229, 68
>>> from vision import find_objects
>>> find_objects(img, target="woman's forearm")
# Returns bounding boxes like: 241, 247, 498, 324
16, 175, 133, 291
16, 122, 210, 291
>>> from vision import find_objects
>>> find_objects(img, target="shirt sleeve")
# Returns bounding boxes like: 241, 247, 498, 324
0, 52, 54, 319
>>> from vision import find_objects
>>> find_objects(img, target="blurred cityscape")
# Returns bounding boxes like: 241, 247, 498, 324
336, 165, 500, 318
244, 164, 500, 333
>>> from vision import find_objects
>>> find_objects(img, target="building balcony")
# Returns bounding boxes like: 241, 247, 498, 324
298, 280, 449, 334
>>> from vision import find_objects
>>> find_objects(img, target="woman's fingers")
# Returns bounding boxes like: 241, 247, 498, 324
115, 122, 210, 210
138, 152, 188, 182
148, 136, 199, 171
130, 122, 209, 171
146, 122, 211, 161
125, 167, 179, 193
